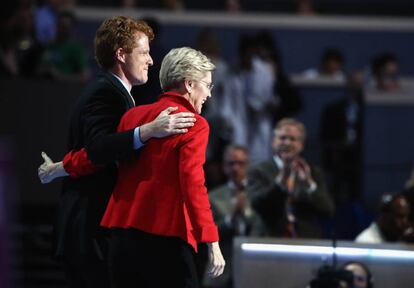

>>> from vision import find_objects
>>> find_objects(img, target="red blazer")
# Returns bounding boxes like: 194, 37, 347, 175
100, 92, 219, 251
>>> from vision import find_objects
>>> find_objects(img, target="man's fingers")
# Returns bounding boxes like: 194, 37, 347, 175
41, 152, 53, 164
172, 112, 195, 119
170, 129, 188, 134
160, 106, 178, 115
38, 171, 48, 184
173, 117, 196, 124
39, 171, 52, 184
40, 177, 50, 184
171, 122, 194, 129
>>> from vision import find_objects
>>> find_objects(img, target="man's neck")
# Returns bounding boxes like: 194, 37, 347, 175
274, 153, 296, 165
228, 179, 248, 190
377, 221, 399, 242
109, 68, 132, 92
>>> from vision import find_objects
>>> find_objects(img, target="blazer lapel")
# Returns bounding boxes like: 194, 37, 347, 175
102, 72, 135, 109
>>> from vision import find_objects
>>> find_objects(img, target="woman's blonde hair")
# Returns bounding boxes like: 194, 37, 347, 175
159, 47, 215, 91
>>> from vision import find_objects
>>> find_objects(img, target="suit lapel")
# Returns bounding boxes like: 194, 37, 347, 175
266, 160, 280, 181
102, 72, 135, 109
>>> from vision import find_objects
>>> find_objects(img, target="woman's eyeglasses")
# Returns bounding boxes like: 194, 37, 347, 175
197, 80, 214, 91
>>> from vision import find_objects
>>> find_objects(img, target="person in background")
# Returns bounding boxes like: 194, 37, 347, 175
222, 34, 277, 163
320, 71, 367, 240
225, 0, 241, 13
120, 0, 137, 9
162, 0, 185, 11
303, 48, 346, 81
0, 0, 43, 78
248, 118, 334, 238
34, 0, 62, 45
100, 47, 225, 288
320, 71, 365, 203
208, 145, 263, 287
370, 52, 400, 92
355, 193, 411, 243
343, 261, 373, 288
38, 10, 90, 82
195, 27, 231, 188
254, 30, 302, 123
296, 0, 316, 15
403, 174, 414, 239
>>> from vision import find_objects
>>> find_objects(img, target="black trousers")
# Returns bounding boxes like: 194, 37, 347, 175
108, 228, 199, 288
62, 232, 110, 288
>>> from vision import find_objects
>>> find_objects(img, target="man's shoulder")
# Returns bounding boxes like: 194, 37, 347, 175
250, 160, 276, 173
209, 185, 231, 198
79, 75, 124, 103
91, 74, 119, 94
121, 103, 147, 117
309, 164, 323, 176
355, 223, 383, 243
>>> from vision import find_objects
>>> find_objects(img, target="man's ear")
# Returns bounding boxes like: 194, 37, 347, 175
115, 47, 126, 63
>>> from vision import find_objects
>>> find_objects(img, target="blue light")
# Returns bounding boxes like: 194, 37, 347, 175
241, 243, 414, 260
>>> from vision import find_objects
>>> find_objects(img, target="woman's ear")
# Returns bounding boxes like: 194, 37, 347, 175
184, 79, 193, 93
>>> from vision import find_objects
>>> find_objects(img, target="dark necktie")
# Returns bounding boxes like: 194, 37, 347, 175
283, 170, 297, 238
233, 185, 247, 235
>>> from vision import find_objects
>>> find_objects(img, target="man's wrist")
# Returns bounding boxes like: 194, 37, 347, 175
56, 162, 69, 177
138, 122, 153, 143
133, 127, 144, 149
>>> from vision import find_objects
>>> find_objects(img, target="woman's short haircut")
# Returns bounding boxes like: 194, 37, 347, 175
159, 47, 215, 91
94, 16, 154, 69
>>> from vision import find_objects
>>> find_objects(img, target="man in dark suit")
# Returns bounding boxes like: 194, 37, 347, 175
248, 118, 334, 238
38, 16, 196, 288
320, 71, 365, 203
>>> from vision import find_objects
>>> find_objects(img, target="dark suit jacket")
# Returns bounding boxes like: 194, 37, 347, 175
208, 183, 263, 287
55, 72, 136, 257
248, 159, 334, 238
320, 97, 364, 202
320, 98, 364, 172
209, 184, 263, 239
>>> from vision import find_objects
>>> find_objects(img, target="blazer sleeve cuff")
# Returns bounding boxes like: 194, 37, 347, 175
195, 225, 219, 243
63, 148, 101, 178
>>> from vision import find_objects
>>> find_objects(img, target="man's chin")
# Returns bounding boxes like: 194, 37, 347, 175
133, 77, 148, 86
279, 153, 294, 161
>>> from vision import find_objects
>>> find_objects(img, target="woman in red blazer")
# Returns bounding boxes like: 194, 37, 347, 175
101, 47, 225, 288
